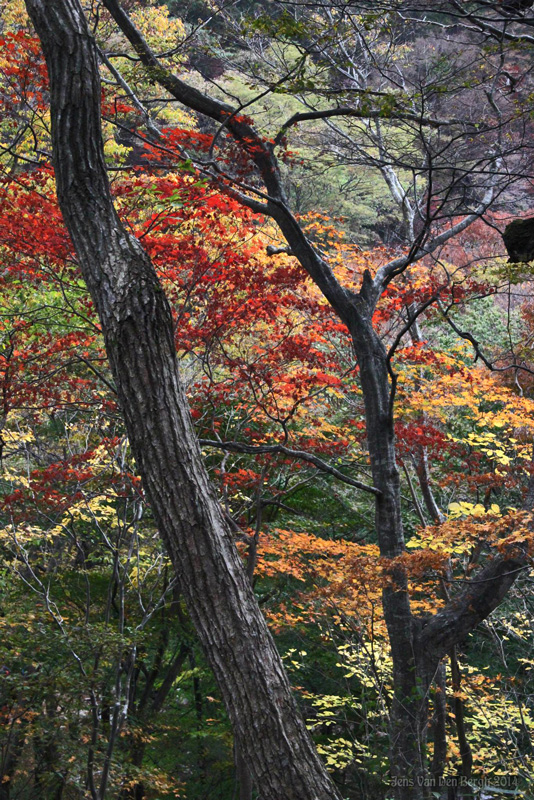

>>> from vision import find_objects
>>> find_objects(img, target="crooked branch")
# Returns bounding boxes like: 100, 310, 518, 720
199, 439, 380, 495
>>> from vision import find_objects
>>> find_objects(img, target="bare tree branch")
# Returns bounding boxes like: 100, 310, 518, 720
199, 438, 380, 495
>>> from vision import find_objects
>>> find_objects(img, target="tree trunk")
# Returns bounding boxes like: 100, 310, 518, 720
349, 311, 436, 800
430, 662, 448, 797
23, 2, 344, 799
450, 647, 473, 791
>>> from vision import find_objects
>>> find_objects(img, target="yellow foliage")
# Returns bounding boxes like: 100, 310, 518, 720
130, 4, 186, 55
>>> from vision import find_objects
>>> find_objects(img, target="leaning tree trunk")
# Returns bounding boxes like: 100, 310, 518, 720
23, 2, 344, 798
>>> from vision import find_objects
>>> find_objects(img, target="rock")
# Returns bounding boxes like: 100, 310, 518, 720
503, 216, 534, 262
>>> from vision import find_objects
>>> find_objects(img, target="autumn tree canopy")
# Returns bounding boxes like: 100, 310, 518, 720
1, 1, 534, 799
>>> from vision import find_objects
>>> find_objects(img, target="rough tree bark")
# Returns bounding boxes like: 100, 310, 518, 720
22, 2, 344, 798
